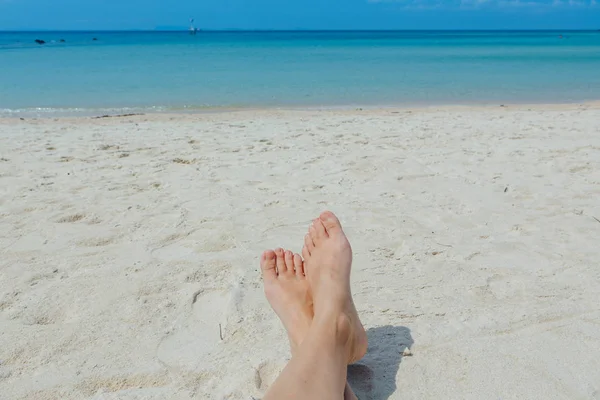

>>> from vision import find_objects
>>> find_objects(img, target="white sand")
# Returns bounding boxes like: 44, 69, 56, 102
1, 105, 600, 400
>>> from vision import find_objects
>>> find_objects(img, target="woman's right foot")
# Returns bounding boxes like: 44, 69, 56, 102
302, 211, 368, 364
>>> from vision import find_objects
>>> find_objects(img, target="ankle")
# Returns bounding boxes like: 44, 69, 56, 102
312, 311, 352, 347
335, 313, 353, 346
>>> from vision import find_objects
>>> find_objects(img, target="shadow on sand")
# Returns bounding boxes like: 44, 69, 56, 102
347, 325, 414, 400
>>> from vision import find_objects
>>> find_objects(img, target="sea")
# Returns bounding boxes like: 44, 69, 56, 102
1, 30, 600, 116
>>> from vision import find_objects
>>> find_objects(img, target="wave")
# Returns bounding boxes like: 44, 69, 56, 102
0, 104, 260, 118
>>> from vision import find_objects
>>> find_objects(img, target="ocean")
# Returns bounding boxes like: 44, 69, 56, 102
1, 30, 599, 116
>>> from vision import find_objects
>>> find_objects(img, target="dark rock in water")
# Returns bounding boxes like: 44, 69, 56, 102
35, 39, 46, 45
59, 39, 66, 43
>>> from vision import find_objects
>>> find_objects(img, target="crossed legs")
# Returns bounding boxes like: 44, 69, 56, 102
260, 212, 367, 399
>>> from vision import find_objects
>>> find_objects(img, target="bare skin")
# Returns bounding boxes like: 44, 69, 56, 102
302, 211, 368, 363
261, 211, 366, 399
260, 248, 313, 353
260, 247, 358, 399
263, 311, 351, 399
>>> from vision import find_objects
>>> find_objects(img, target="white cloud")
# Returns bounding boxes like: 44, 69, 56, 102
368, 0, 597, 8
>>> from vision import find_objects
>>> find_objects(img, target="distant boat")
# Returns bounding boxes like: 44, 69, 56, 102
189, 18, 198, 35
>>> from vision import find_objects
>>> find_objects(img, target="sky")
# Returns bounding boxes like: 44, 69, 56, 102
0, 0, 599, 30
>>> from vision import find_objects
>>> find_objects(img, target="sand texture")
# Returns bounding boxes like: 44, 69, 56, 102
1, 106, 600, 399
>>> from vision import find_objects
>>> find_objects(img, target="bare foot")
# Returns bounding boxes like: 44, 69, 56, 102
261, 247, 359, 400
260, 248, 313, 354
302, 211, 368, 364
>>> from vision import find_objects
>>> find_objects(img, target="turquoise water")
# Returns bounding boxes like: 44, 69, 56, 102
1, 31, 600, 115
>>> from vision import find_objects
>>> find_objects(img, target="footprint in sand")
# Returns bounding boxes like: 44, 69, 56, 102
156, 288, 234, 370
184, 261, 232, 284
76, 236, 116, 247
56, 213, 85, 223
253, 360, 286, 392
151, 230, 236, 262
75, 371, 171, 397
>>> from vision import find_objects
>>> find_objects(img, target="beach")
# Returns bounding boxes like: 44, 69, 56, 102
1, 105, 600, 399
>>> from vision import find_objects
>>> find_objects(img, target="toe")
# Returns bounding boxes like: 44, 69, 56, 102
304, 233, 314, 253
275, 248, 287, 273
284, 250, 295, 275
293, 253, 304, 277
319, 211, 343, 236
302, 245, 310, 260
260, 250, 277, 281
312, 218, 328, 240
309, 221, 325, 248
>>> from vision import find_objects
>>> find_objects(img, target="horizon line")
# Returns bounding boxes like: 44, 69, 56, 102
1, 28, 599, 33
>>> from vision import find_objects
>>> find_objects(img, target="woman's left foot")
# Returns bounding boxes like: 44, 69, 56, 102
261, 248, 313, 353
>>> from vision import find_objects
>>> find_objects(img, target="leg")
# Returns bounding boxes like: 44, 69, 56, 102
261, 211, 366, 398
263, 315, 350, 399
345, 382, 359, 400
260, 248, 360, 399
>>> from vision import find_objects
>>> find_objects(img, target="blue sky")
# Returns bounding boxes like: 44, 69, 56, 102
0, 0, 599, 30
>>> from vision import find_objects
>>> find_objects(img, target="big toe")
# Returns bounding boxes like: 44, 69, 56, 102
260, 250, 277, 282
319, 211, 343, 235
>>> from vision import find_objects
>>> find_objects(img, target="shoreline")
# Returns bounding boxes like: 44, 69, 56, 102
2, 99, 600, 121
